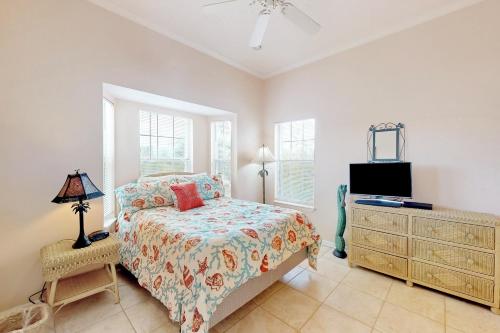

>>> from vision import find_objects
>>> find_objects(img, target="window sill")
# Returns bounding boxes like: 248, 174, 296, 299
104, 216, 117, 229
274, 200, 316, 212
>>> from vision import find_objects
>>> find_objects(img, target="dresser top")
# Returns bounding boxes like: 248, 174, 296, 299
351, 203, 500, 227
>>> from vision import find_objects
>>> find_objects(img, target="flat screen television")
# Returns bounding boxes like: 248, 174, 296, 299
350, 162, 412, 198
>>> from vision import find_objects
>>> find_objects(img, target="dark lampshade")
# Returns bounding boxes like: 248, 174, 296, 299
52, 170, 104, 204
52, 170, 104, 249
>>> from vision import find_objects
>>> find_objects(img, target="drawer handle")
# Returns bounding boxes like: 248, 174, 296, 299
467, 258, 474, 265
363, 217, 369, 221
360, 255, 365, 260
427, 226, 434, 233
388, 263, 394, 269
363, 235, 369, 241
467, 233, 475, 241
466, 283, 473, 291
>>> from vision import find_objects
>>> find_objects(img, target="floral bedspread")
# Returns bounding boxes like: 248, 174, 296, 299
116, 197, 321, 333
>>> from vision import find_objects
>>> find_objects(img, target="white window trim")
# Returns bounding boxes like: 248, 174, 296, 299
211, 120, 232, 196
104, 216, 117, 228
139, 110, 193, 175
274, 119, 316, 208
273, 200, 316, 211
103, 98, 115, 226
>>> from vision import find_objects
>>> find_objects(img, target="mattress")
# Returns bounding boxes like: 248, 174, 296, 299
116, 197, 321, 333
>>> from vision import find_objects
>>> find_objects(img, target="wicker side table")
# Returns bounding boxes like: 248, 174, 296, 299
40, 236, 120, 312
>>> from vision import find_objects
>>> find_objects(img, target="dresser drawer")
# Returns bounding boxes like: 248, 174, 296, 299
352, 227, 408, 256
412, 217, 495, 250
350, 246, 407, 278
412, 261, 494, 302
413, 239, 495, 276
352, 209, 408, 234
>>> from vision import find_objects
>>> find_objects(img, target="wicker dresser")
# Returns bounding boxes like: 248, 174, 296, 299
347, 202, 500, 313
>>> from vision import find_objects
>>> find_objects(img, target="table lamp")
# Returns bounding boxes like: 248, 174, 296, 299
253, 144, 275, 204
52, 170, 104, 249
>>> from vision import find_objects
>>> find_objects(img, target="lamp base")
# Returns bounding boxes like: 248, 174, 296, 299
72, 200, 92, 249
333, 249, 347, 259
72, 234, 92, 249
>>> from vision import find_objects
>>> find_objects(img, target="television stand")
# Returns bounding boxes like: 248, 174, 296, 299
354, 199, 403, 208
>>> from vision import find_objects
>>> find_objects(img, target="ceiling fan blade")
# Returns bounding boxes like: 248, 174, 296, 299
281, 3, 321, 35
249, 11, 271, 50
202, 0, 239, 8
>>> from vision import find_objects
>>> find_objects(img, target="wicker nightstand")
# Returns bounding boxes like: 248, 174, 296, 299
40, 236, 120, 312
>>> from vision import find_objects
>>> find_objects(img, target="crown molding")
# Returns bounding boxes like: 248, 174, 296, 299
89, 0, 484, 80
264, 0, 485, 79
87, 0, 267, 79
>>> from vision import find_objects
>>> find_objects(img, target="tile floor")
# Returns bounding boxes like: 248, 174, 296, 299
53, 243, 500, 333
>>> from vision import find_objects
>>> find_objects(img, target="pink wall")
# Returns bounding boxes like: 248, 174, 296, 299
0, 0, 263, 310
1, 0, 499, 311
264, 0, 500, 241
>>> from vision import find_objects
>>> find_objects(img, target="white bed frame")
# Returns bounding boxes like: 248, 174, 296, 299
209, 248, 307, 327
119, 172, 309, 327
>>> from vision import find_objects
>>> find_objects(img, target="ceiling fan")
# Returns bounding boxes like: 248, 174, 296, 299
202, 0, 321, 50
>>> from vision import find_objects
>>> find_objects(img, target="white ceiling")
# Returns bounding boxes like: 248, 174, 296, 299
89, 0, 483, 78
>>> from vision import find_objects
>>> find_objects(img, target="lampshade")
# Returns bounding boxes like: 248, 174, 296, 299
253, 145, 275, 163
52, 170, 104, 203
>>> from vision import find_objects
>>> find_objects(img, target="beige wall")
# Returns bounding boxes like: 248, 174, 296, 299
114, 100, 211, 186
264, 0, 500, 242
0, 0, 263, 310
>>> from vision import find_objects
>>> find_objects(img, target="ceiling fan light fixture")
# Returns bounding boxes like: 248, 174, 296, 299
202, 0, 321, 50
249, 10, 271, 50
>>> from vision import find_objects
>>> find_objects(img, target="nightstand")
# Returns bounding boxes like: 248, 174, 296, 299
40, 236, 120, 312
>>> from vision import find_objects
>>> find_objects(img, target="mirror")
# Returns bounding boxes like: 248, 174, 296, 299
367, 123, 405, 162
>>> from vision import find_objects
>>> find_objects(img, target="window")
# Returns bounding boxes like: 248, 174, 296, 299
140, 110, 193, 176
211, 120, 232, 196
103, 98, 115, 224
275, 119, 315, 207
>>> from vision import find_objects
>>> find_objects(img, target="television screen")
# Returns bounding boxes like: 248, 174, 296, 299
349, 162, 412, 198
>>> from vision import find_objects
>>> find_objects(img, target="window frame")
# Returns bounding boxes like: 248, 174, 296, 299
274, 119, 316, 209
103, 98, 115, 226
139, 110, 193, 176
211, 120, 232, 196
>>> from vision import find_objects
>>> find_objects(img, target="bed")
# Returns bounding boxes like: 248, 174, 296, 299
115, 175, 321, 333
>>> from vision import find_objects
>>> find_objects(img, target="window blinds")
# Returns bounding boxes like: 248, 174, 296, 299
139, 110, 193, 176
275, 119, 315, 207
211, 121, 232, 196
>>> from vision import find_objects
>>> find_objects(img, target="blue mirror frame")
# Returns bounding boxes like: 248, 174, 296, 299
367, 123, 405, 163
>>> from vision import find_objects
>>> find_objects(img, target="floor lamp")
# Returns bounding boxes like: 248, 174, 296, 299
254, 144, 275, 204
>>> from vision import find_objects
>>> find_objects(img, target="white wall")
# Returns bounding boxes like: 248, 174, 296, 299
264, 0, 500, 242
0, 0, 263, 310
114, 100, 211, 186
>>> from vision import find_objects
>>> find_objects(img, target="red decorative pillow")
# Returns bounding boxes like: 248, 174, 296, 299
169, 182, 205, 211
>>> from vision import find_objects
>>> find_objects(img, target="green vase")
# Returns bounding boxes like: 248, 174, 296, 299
333, 184, 348, 258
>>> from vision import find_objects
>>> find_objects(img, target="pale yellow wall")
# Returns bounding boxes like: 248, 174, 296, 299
0, 0, 263, 310
263, 0, 500, 242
